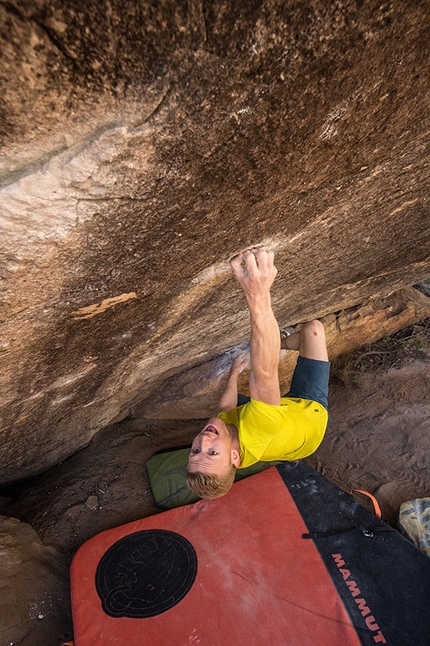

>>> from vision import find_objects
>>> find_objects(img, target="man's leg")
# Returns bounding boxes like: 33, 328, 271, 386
282, 320, 330, 409
281, 320, 328, 361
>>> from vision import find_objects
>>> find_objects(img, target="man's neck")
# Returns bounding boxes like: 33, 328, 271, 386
227, 424, 240, 454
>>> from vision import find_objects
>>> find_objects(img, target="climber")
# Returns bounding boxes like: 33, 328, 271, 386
186, 248, 330, 499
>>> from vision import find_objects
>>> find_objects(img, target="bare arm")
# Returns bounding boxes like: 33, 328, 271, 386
218, 355, 248, 412
230, 250, 281, 406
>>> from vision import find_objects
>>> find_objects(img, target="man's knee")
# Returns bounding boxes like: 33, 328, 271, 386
303, 319, 325, 338
299, 320, 328, 361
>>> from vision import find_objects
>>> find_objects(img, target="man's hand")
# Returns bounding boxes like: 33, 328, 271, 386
218, 354, 249, 413
230, 354, 249, 375
230, 249, 278, 302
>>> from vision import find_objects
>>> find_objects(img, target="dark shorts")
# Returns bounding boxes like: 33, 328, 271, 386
286, 355, 330, 410
237, 356, 330, 410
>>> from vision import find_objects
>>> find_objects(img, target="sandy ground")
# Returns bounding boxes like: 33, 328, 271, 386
306, 350, 430, 525
2, 341, 430, 645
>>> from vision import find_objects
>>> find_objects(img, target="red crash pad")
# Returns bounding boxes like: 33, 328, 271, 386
70, 463, 430, 645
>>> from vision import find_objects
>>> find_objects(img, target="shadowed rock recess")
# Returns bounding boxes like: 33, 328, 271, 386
1, 0, 430, 485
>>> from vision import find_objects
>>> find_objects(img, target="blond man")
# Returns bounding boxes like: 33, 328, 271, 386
187, 249, 329, 499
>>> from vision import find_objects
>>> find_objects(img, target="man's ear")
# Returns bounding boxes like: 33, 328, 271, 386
231, 449, 240, 467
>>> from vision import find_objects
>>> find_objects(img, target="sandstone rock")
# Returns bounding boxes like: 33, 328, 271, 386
0, 515, 70, 646
1, 0, 430, 483
135, 286, 430, 418
84, 494, 99, 510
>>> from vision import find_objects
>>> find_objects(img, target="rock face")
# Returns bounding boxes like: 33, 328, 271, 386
0, 515, 70, 646
1, 0, 430, 484
135, 287, 430, 418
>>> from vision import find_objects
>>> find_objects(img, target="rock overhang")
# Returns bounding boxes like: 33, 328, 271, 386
1, 0, 430, 484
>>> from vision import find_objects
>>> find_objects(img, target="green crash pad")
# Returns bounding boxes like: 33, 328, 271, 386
146, 446, 280, 509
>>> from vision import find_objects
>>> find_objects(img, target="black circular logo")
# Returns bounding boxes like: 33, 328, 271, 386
95, 529, 198, 618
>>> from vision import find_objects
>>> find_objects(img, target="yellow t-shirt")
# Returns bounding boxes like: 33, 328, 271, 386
218, 397, 328, 468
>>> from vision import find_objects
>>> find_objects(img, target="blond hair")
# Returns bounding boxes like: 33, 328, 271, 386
186, 466, 236, 499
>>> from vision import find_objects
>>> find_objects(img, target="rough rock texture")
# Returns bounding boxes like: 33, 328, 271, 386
0, 515, 70, 646
135, 286, 430, 418
1, 0, 430, 484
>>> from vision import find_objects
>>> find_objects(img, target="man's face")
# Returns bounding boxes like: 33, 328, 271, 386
187, 417, 237, 476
